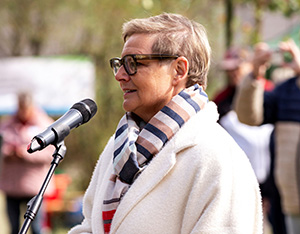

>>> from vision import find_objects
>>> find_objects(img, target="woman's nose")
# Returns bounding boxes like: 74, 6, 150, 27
115, 66, 130, 82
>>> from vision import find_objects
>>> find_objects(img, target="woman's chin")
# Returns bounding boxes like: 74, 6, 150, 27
122, 101, 135, 113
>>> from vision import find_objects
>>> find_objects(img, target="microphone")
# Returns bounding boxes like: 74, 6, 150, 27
27, 98, 97, 153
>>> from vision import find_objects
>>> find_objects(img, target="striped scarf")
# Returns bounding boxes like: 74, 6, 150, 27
102, 84, 208, 233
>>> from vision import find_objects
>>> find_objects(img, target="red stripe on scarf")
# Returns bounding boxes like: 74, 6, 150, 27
103, 209, 116, 233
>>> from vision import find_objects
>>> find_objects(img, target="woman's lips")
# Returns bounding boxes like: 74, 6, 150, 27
123, 89, 137, 95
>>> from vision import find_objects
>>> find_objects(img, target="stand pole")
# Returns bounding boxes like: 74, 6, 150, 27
18, 142, 67, 234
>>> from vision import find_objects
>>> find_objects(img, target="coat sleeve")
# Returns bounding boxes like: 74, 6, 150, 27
234, 74, 265, 126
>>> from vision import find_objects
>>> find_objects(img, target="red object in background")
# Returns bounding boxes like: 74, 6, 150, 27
43, 173, 72, 229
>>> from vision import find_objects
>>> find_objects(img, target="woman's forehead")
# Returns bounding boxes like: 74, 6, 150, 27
121, 34, 155, 56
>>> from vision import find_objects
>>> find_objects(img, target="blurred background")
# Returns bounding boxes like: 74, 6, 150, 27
0, 0, 299, 233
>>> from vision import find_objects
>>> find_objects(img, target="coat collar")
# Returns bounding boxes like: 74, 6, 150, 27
110, 102, 218, 233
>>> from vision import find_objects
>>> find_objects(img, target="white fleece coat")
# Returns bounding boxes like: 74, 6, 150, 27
68, 102, 262, 234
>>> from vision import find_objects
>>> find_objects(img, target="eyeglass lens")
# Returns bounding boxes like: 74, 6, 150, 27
111, 56, 137, 76
110, 59, 120, 75
124, 56, 136, 75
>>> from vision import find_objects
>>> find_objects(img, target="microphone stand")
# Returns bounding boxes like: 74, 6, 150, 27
18, 141, 67, 234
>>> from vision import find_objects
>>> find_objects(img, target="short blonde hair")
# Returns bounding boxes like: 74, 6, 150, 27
122, 13, 211, 89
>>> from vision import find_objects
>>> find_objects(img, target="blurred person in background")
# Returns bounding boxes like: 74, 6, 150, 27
0, 91, 55, 234
68, 13, 262, 234
214, 46, 274, 118
213, 46, 287, 234
234, 39, 300, 234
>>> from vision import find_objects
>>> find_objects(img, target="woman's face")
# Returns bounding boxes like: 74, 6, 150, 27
115, 34, 176, 122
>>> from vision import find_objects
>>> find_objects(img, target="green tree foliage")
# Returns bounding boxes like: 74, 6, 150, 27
230, 0, 300, 44
267, 0, 300, 16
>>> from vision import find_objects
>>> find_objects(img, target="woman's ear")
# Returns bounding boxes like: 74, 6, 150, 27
172, 56, 189, 86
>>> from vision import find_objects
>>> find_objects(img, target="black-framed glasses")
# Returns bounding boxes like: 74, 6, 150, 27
109, 54, 179, 76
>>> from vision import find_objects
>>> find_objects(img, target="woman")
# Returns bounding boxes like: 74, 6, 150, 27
68, 13, 262, 234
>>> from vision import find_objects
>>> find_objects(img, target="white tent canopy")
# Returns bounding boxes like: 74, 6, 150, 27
0, 56, 96, 116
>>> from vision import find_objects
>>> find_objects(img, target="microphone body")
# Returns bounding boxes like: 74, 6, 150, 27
27, 99, 97, 153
